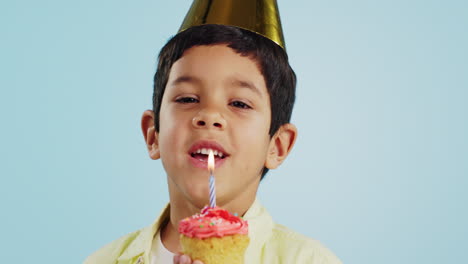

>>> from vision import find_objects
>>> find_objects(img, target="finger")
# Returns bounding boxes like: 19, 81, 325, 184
179, 254, 191, 264
173, 254, 180, 264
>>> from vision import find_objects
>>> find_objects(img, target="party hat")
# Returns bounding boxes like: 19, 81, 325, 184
179, 0, 286, 49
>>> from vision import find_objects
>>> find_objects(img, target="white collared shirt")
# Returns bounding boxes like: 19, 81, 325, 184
150, 230, 174, 264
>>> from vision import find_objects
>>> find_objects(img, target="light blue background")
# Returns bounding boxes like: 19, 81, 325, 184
1, 0, 467, 263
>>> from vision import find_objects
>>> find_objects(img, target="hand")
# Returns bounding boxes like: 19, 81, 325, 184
173, 254, 204, 264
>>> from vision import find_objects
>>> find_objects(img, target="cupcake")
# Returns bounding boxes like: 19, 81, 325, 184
178, 206, 249, 264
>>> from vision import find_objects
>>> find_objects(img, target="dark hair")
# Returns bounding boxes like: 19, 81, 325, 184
153, 24, 296, 179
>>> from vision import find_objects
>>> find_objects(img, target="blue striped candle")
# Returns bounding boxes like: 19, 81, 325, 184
209, 174, 216, 207
208, 150, 216, 207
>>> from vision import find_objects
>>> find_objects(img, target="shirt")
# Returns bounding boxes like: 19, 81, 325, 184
150, 230, 174, 264
84, 199, 342, 264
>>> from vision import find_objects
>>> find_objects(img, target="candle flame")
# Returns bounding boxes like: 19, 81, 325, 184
208, 150, 215, 172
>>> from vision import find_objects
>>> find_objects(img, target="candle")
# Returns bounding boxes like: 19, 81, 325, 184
208, 150, 216, 208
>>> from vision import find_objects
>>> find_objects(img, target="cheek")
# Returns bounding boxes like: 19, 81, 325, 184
158, 112, 183, 161
243, 114, 270, 141
234, 117, 271, 161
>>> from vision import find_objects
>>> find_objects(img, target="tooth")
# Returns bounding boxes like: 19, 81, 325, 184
201, 148, 208, 155
213, 150, 218, 156
219, 152, 224, 158
197, 149, 202, 154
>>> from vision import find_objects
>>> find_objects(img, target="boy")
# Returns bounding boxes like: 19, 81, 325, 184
85, 1, 341, 264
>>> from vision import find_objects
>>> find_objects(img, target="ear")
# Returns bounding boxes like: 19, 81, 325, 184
265, 123, 297, 169
141, 110, 160, 160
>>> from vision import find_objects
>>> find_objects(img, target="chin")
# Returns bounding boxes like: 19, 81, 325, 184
183, 183, 210, 209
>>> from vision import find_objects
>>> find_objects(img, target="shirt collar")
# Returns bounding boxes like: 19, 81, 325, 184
117, 203, 170, 264
243, 198, 274, 261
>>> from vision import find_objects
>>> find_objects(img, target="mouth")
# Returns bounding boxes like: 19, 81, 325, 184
190, 148, 227, 160
188, 141, 230, 168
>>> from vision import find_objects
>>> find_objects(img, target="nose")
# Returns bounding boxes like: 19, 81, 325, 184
192, 109, 226, 130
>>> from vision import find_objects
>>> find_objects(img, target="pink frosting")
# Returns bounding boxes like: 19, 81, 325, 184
179, 207, 248, 238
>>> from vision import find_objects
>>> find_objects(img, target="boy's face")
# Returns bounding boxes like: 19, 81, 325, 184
156, 45, 273, 209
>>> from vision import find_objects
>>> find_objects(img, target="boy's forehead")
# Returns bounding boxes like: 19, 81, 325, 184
168, 45, 266, 93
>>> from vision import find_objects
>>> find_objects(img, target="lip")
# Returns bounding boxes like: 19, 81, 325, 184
188, 140, 230, 169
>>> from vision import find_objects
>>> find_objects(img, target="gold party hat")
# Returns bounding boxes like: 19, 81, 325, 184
179, 0, 286, 49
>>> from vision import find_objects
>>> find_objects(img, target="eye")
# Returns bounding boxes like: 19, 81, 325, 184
175, 97, 199, 104
230, 100, 252, 109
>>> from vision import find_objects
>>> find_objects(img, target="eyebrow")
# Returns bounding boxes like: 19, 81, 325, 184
170, 75, 201, 86
230, 79, 263, 98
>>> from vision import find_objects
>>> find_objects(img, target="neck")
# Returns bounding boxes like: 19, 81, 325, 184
160, 196, 203, 253
160, 216, 179, 254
